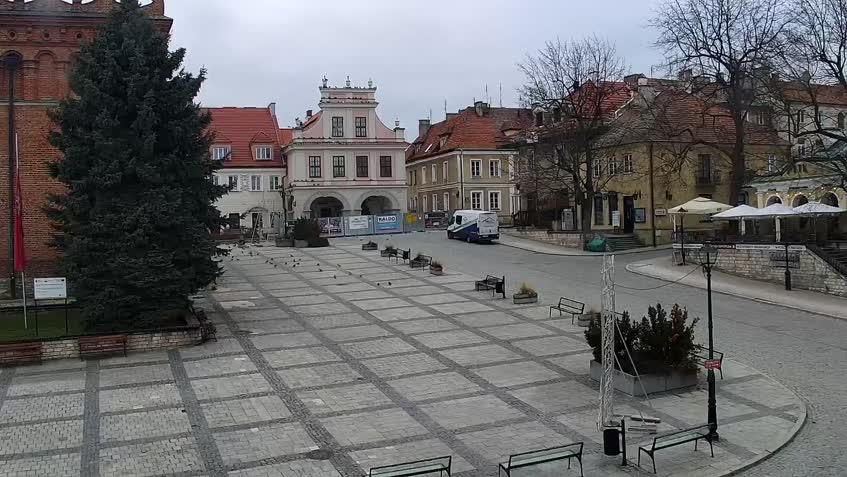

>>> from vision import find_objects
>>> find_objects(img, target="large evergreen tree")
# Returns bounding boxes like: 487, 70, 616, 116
47, 0, 227, 331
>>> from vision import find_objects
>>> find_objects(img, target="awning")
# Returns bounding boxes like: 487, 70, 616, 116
668, 197, 733, 215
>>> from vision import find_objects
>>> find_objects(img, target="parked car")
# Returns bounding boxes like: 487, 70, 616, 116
446, 210, 500, 243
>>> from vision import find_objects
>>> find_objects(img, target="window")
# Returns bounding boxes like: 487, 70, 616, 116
212, 146, 230, 161
443, 161, 449, 182
308, 156, 322, 178
455, 214, 463, 225
421, 166, 426, 184
269, 175, 281, 191
355, 117, 367, 137
795, 110, 805, 133
431, 164, 437, 183
254, 146, 272, 161
332, 156, 345, 178
432, 194, 438, 211
489, 159, 501, 177
471, 159, 482, 177
755, 110, 766, 126
594, 195, 604, 225
622, 154, 634, 173
331, 116, 344, 137
489, 191, 501, 211
697, 154, 712, 182
379, 156, 392, 177
250, 175, 262, 191
251, 212, 264, 229
534, 111, 544, 127
356, 156, 369, 177
411, 169, 416, 186
607, 157, 618, 176
212, 175, 220, 186
227, 175, 239, 191
443, 192, 449, 212
552, 107, 562, 123
767, 154, 777, 173
797, 139, 807, 158
471, 191, 483, 210
592, 160, 602, 178
423, 195, 428, 212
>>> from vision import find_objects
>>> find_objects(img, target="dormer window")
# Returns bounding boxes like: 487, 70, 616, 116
552, 107, 562, 123
254, 146, 273, 161
534, 111, 544, 127
212, 146, 231, 161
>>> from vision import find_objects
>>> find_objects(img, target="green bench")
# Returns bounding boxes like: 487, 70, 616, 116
366, 455, 451, 476
638, 424, 713, 473
499, 442, 583, 476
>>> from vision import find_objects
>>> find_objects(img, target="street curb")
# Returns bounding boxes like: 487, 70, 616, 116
625, 262, 847, 322
719, 362, 809, 477
497, 239, 673, 257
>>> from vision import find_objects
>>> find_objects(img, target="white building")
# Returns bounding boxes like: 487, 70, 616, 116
284, 78, 408, 218
207, 105, 288, 230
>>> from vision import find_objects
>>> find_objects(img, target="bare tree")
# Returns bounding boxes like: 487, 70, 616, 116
652, 0, 788, 204
516, 36, 628, 233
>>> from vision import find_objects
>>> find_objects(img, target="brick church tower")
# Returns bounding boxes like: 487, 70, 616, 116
0, 0, 171, 294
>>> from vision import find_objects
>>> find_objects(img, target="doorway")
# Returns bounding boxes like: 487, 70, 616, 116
623, 196, 635, 233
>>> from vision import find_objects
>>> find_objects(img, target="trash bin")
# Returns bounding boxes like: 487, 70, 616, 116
603, 428, 621, 456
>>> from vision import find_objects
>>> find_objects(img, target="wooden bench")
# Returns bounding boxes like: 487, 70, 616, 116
499, 442, 583, 476
475, 275, 506, 298
78, 334, 128, 360
366, 455, 451, 477
549, 297, 586, 323
0, 342, 42, 367
410, 254, 432, 269
692, 345, 724, 379
638, 424, 713, 473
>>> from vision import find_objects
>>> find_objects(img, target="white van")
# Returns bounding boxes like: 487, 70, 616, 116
446, 210, 500, 243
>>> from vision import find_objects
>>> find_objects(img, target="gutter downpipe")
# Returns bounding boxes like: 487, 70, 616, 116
649, 142, 656, 247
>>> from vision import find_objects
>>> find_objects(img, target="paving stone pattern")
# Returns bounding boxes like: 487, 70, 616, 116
0, 243, 803, 477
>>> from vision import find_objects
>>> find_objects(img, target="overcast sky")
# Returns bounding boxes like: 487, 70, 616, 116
165, 0, 664, 139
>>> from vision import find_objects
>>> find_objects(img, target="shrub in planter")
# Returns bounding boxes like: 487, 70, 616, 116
293, 218, 321, 242
410, 253, 428, 268
362, 240, 378, 251
513, 283, 538, 304
380, 245, 396, 257
429, 260, 444, 275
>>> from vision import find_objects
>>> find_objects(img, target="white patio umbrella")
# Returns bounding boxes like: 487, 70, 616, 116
668, 197, 733, 233
711, 204, 761, 235
793, 201, 847, 215
754, 203, 798, 242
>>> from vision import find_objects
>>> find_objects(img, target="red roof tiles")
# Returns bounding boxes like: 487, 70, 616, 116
206, 107, 284, 168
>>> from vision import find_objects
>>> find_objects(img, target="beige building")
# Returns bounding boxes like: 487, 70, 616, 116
405, 102, 532, 224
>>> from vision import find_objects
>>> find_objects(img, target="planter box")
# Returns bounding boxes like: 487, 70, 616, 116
589, 360, 698, 396
275, 238, 294, 247
294, 240, 309, 248
576, 313, 599, 328
410, 260, 427, 269
362, 243, 378, 251
380, 250, 395, 257
513, 293, 539, 304
430, 267, 444, 276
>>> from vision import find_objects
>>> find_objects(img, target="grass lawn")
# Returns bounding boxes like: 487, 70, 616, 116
0, 307, 83, 342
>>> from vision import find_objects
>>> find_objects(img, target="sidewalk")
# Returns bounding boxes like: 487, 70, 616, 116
627, 255, 847, 320
497, 232, 673, 256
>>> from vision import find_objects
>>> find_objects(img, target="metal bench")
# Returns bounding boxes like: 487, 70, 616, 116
638, 424, 713, 473
366, 455, 451, 477
692, 345, 724, 379
0, 342, 42, 367
78, 334, 128, 360
549, 297, 586, 323
410, 254, 432, 269
499, 442, 583, 476
475, 275, 506, 298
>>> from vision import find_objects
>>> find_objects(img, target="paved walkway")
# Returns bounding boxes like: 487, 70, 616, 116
0, 243, 804, 477
627, 255, 847, 320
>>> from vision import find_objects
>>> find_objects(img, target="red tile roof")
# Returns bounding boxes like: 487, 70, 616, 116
778, 81, 847, 106
278, 128, 293, 146
206, 107, 284, 168
407, 106, 533, 163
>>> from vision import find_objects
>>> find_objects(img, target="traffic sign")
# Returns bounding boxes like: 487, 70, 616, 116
704, 359, 721, 370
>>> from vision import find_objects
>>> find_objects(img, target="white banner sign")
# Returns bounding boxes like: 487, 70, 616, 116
33, 277, 67, 300
348, 215, 369, 230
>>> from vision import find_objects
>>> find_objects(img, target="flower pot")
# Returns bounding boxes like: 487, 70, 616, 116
362, 243, 378, 251
512, 293, 538, 304
410, 260, 426, 269
589, 360, 698, 396
294, 240, 309, 248
429, 267, 443, 276
576, 313, 599, 327
275, 238, 294, 247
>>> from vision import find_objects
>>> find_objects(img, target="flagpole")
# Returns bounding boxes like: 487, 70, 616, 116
21, 271, 26, 329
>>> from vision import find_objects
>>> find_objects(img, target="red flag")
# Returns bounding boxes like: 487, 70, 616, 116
13, 133, 24, 273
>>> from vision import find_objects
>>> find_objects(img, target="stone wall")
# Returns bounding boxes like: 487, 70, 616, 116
503, 229, 585, 249
686, 245, 847, 297
35, 315, 203, 361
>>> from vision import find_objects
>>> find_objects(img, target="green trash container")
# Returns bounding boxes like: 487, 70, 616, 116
587, 237, 607, 252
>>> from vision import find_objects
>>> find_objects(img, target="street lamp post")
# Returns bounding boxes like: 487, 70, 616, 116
700, 244, 719, 440
678, 207, 687, 265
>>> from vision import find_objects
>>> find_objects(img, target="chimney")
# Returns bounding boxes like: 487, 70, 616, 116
637, 77, 656, 107
419, 119, 431, 138
306, 109, 313, 118
268, 102, 276, 117
446, 112, 458, 121
692, 74, 710, 90
678, 69, 693, 82
624, 73, 645, 87
474, 101, 489, 117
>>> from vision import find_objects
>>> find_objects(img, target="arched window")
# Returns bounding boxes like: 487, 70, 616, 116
766, 196, 782, 206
